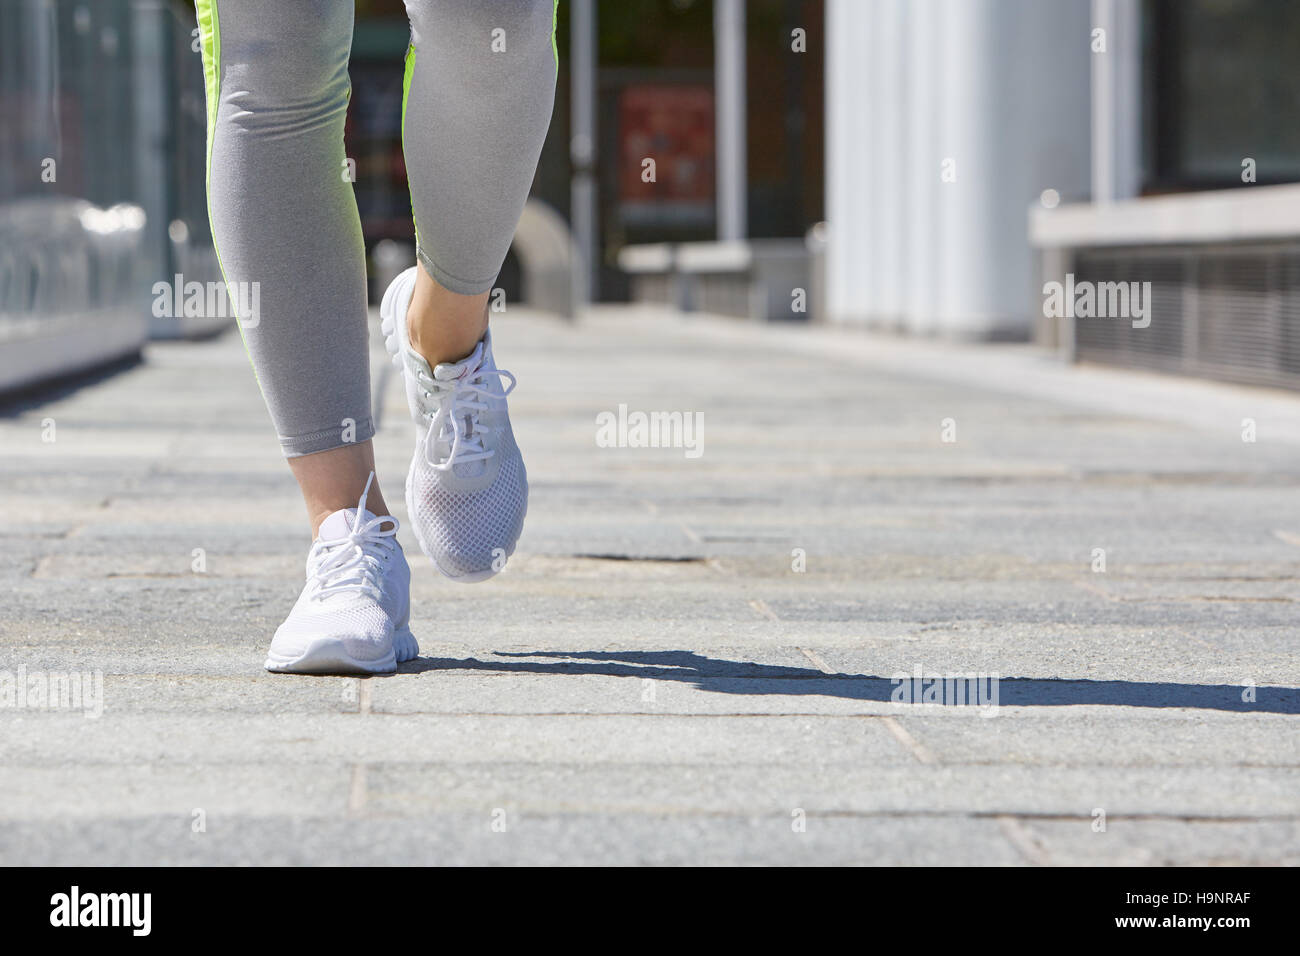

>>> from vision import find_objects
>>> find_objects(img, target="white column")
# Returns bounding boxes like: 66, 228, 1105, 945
873, 0, 906, 327
714, 0, 746, 240
1090, 0, 1142, 202
570, 0, 597, 309
825, 0, 872, 323
934, 0, 997, 336
830, 0, 1092, 335
904, 0, 940, 334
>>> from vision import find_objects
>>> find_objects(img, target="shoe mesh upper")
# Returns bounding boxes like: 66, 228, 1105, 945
409, 435, 527, 577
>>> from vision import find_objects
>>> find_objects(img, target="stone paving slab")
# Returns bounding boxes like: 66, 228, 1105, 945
5, 812, 1296, 866
1018, 819, 1300, 866
1, 307, 1297, 864
0, 713, 906, 767
3, 759, 1297, 824
0, 814, 1027, 866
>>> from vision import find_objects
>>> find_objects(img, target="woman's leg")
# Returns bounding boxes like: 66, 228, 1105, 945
198, 0, 414, 676
401, 0, 557, 361
196, 0, 389, 535
379, 0, 557, 582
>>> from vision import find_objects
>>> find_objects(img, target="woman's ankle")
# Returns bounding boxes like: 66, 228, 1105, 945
406, 266, 489, 366
287, 442, 390, 537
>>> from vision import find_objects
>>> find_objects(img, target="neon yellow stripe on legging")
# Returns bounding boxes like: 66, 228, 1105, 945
195, 0, 220, 139
401, 42, 422, 258
194, 0, 263, 391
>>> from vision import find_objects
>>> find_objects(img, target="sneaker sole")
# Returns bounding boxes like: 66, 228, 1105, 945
380, 269, 527, 584
264, 626, 419, 676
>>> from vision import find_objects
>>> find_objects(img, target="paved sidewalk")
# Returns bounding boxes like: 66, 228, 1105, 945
1, 306, 1298, 865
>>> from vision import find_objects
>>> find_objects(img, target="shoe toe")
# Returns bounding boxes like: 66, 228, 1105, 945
267, 602, 396, 674
409, 448, 528, 581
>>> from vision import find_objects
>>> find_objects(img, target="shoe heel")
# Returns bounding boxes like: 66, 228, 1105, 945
380, 267, 414, 365
392, 624, 419, 664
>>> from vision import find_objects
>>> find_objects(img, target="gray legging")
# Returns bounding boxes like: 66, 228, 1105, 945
195, 0, 557, 456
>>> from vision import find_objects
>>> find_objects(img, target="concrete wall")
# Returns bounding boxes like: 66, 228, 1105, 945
826, 0, 1092, 338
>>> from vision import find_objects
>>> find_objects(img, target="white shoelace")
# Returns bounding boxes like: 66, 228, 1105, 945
308, 473, 398, 602
417, 363, 516, 471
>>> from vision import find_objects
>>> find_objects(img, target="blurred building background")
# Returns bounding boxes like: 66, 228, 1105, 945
2, 0, 1300, 394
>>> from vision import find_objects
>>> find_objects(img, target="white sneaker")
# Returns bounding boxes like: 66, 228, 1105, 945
380, 266, 528, 583
265, 474, 418, 674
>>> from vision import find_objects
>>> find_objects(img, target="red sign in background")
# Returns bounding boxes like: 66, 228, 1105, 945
619, 85, 715, 208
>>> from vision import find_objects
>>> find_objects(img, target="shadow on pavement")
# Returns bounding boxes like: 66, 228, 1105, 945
398, 649, 1300, 714
0, 352, 142, 417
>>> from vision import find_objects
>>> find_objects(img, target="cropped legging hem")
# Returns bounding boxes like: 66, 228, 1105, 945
416, 248, 498, 297
281, 417, 376, 459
